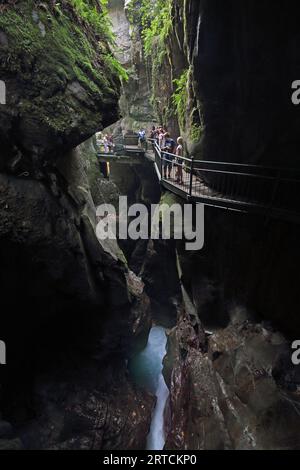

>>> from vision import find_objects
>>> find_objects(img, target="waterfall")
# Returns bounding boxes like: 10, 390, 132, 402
129, 326, 169, 450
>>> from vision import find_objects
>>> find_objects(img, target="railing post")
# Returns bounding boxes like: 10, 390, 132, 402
189, 156, 194, 197
160, 146, 163, 179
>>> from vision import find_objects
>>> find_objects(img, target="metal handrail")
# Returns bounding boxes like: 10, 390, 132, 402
148, 137, 300, 219
148, 138, 300, 177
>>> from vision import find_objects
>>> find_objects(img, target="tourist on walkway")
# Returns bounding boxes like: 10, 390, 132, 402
175, 137, 184, 185
103, 134, 110, 154
138, 128, 147, 150
162, 133, 176, 179
158, 127, 166, 149
108, 134, 114, 151
150, 125, 158, 141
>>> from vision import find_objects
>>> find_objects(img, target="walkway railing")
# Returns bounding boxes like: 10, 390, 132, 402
149, 139, 300, 222
97, 136, 146, 158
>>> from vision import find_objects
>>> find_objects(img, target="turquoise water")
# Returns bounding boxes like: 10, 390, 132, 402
129, 326, 169, 450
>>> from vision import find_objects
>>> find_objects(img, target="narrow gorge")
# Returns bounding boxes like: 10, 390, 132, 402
1, 0, 300, 452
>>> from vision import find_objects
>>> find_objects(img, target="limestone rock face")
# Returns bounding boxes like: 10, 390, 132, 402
109, 0, 132, 67
108, 0, 156, 134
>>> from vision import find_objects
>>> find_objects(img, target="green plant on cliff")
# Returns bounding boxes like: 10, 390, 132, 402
68, 0, 128, 80
69, 0, 114, 43
104, 54, 129, 82
126, 0, 172, 64
125, 0, 174, 124
172, 69, 189, 129
190, 123, 204, 143
142, 0, 172, 60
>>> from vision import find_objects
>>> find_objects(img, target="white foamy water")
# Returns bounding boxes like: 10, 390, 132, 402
129, 326, 169, 450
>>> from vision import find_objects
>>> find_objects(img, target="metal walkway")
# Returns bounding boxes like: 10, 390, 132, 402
149, 140, 300, 223
97, 135, 146, 160
97, 145, 145, 159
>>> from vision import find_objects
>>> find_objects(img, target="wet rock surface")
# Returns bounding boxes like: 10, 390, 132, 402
126, 271, 152, 354
17, 363, 154, 450
164, 305, 300, 450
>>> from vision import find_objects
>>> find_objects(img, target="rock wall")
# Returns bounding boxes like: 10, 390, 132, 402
107, 0, 156, 135
0, 0, 120, 165
164, 304, 300, 450
2, 0, 300, 451
159, 0, 300, 336
0, 0, 153, 449
139, 0, 300, 449
171, 0, 300, 164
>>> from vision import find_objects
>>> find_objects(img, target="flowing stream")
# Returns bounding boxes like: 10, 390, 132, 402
129, 326, 169, 450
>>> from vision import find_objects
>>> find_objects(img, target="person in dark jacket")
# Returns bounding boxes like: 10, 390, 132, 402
162, 133, 176, 178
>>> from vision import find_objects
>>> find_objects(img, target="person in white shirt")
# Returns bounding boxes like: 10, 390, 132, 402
175, 137, 184, 184
158, 127, 166, 149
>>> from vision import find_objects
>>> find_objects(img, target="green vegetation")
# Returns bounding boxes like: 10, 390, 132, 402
69, 0, 114, 43
172, 70, 204, 141
0, 0, 127, 91
172, 69, 189, 129
0, 0, 123, 133
104, 54, 129, 82
126, 0, 172, 65
190, 123, 204, 143
68, 0, 128, 80
0, 4, 107, 91
125, 0, 204, 143
125, 0, 174, 126
141, 0, 172, 61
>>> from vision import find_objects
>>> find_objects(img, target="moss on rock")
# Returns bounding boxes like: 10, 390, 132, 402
0, 0, 121, 162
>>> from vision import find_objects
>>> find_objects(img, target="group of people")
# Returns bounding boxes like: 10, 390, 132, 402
96, 133, 114, 154
96, 126, 185, 185
150, 126, 184, 185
